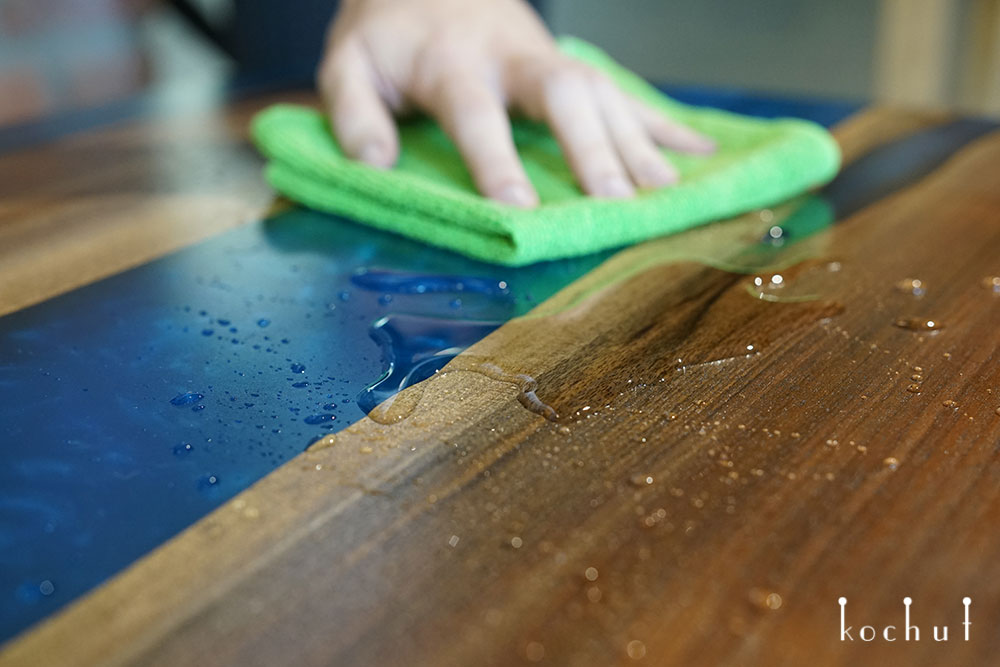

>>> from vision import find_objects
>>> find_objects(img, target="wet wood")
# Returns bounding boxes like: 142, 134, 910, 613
3, 107, 1000, 666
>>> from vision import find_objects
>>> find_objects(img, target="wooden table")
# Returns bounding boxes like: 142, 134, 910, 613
1, 92, 999, 667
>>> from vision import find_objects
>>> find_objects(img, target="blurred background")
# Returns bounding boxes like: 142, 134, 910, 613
1, 0, 998, 130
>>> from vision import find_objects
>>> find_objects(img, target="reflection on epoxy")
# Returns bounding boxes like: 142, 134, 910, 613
350, 269, 511, 297
357, 315, 503, 415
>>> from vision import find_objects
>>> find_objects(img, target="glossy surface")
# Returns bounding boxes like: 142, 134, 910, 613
0, 91, 854, 643
0, 210, 606, 640
8, 104, 1000, 666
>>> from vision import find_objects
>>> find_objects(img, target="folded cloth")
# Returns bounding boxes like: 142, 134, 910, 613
251, 37, 841, 267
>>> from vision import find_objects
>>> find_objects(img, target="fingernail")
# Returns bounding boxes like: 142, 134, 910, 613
596, 175, 634, 199
359, 142, 388, 168
495, 183, 538, 208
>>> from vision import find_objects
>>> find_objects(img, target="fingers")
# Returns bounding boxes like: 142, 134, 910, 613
538, 68, 635, 198
421, 72, 538, 208
631, 98, 716, 155
511, 59, 715, 197
317, 42, 399, 168
592, 77, 678, 189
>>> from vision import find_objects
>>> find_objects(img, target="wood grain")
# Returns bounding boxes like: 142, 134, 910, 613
3, 107, 1000, 666
0, 91, 310, 317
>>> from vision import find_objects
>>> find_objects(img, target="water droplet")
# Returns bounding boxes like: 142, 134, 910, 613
629, 474, 654, 487
982, 276, 1000, 293
906, 383, 921, 393
257, 319, 270, 328
449, 298, 462, 309
39, 580, 55, 596
557, 425, 571, 435
911, 374, 923, 381
895, 278, 926, 296
173, 443, 194, 456
525, 642, 545, 662
291, 381, 310, 389
894, 317, 943, 331
883, 457, 899, 470
201, 329, 214, 336
510, 536, 523, 549
200, 474, 220, 489
584, 567, 599, 581
191, 404, 205, 412
942, 400, 959, 409
290, 363, 306, 373
306, 434, 337, 452
170, 391, 204, 406
626, 639, 647, 660
995, 407, 1000, 417
304, 413, 336, 425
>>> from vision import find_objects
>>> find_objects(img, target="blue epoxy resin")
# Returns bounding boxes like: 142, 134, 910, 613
0, 208, 607, 641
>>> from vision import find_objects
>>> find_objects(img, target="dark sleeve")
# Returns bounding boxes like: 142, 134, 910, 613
211, 0, 550, 85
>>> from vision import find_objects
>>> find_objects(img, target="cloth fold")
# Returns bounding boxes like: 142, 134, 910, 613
251, 37, 841, 266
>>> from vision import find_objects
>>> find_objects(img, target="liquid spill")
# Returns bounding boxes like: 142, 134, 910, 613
894, 317, 944, 331
364, 354, 558, 425
445, 357, 559, 422
357, 315, 502, 415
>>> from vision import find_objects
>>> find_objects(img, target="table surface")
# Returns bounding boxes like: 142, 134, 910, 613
1, 88, 999, 667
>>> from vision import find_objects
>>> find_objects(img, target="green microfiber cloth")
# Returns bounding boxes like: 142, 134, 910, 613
251, 37, 841, 267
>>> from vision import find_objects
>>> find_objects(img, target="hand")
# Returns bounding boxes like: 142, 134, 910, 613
318, 0, 715, 207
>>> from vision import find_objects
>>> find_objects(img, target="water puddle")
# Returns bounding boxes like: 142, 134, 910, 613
355, 196, 843, 427
357, 314, 503, 416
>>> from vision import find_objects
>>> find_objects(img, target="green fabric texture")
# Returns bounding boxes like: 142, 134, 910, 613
251, 37, 841, 267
